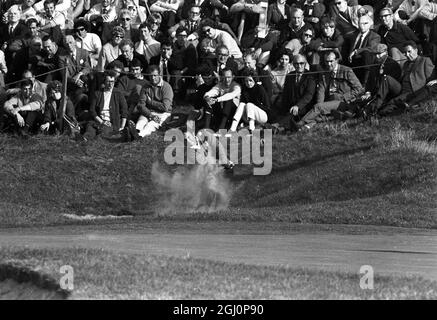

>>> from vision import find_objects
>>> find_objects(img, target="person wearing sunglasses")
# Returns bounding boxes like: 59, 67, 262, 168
149, 0, 181, 33
298, 49, 363, 129
276, 54, 316, 133
377, 7, 419, 68
285, 25, 316, 61
331, 0, 362, 41
98, 26, 125, 72
168, 5, 202, 43
74, 18, 102, 69
117, 0, 148, 29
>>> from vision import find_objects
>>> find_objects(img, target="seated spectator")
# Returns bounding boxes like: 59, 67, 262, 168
37, 0, 66, 32
203, 45, 239, 83
12, 69, 48, 105
240, 51, 273, 97
146, 13, 166, 43
84, 0, 118, 24
278, 54, 317, 132
298, 50, 363, 129
40, 80, 77, 134
97, 26, 124, 72
83, 70, 128, 139
302, 0, 326, 34
2, 79, 44, 137
102, 9, 142, 44
379, 40, 435, 115
229, 68, 271, 133
240, 25, 278, 68
285, 25, 318, 69
23, 18, 50, 46
135, 23, 161, 63
0, 5, 29, 47
33, 0, 71, 13
116, 58, 149, 107
74, 19, 102, 69
4, 39, 28, 85
394, 0, 435, 36
117, 0, 148, 30
267, 0, 291, 31
269, 49, 293, 113
116, 39, 148, 72
203, 67, 241, 131
149, 38, 179, 86
278, 7, 306, 48
132, 65, 174, 137
168, 4, 203, 45
58, 35, 91, 114
20, 0, 37, 22
201, 20, 243, 65
309, 17, 344, 67
377, 7, 419, 68
331, 0, 362, 55
65, 0, 85, 31
149, 0, 181, 33
347, 14, 380, 85
39, 35, 62, 83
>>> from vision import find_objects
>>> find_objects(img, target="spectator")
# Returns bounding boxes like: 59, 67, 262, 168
135, 23, 161, 63
278, 7, 306, 48
168, 4, 203, 45
118, 0, 148, 30
40, 80, 77, 134
116, 39, 148, 72
84, 70, 128, 139
203, 67, 241, 130
285, 25, 318, 68
74, 19, 102, 69
3, 79, 44, 137
84, 0, 117, 24
298, 50, 363, 129
0, 5, 29, 46
39, 36, 61, 83
149, 38, 179, 84
37, 0, 66, 31
133, 65, 174, 137
379, 40, 435, 115
267, 0, 291, 31
270, 49, 293, 113
279, 54, 317, 132
150, 0, 181, 33
97, 26, 124, 72
377, 7, 419, 67
240, 51, 273, 97
203, 45, 239, 82
229, 68, 271, 134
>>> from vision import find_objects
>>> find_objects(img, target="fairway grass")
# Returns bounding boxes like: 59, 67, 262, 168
1, 247, 436, 299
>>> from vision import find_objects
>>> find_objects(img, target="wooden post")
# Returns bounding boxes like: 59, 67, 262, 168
58, 60, 68, 133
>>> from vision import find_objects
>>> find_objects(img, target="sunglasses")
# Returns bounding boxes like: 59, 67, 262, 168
380, 14, 392, 18
150, 21, 159, 25
303, 33, 313, 37
203, 28, 211, 33
121, 17, 131, 21
335, 1, 342, 4
293, 62, 305, 65
76, 27, 85, 31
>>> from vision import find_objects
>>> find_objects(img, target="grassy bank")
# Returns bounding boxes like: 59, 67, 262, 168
0, 102, 436, 228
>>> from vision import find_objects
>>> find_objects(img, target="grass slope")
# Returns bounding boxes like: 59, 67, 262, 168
1, 247, 436, 299
0, 103, 436, 228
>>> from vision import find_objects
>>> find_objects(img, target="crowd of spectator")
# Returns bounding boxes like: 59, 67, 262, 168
0, 0, 436, 140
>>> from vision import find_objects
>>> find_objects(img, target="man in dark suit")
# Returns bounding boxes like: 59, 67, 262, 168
202, 45, 239, 84
0, 5, 29, 46
58, 35, 91, 114
279, 54, 317, 132
347, 14, 381, 86
83, 70, 128, 140
379, 41, 435, 116
149, 38, 179, 85
116, 39, 148, 72
298, 50, 363, 128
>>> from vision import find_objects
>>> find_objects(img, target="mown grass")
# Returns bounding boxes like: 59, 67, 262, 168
1, 247, 436, 299
0, 104, 436, 228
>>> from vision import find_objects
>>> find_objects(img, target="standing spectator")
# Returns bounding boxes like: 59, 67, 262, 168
133, 65, 174, 137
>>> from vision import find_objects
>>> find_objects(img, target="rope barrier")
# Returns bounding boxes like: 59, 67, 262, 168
0, 54, 421, 88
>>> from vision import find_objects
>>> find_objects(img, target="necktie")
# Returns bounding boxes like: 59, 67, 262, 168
354, 34, 363, 50
163, 60, 169, 82
103, 8, 108, 14
296, 73, 301, 83
9, 25, 13, 35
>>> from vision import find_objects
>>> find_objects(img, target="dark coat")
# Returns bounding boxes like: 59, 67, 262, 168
281, 72, 316, 116
89, 87, 128, 131
116, 52, 149, 73
58, 48, 91, 86
0, 22, 29, 44
348, 30, 381, 56
402, 56, 435, 92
